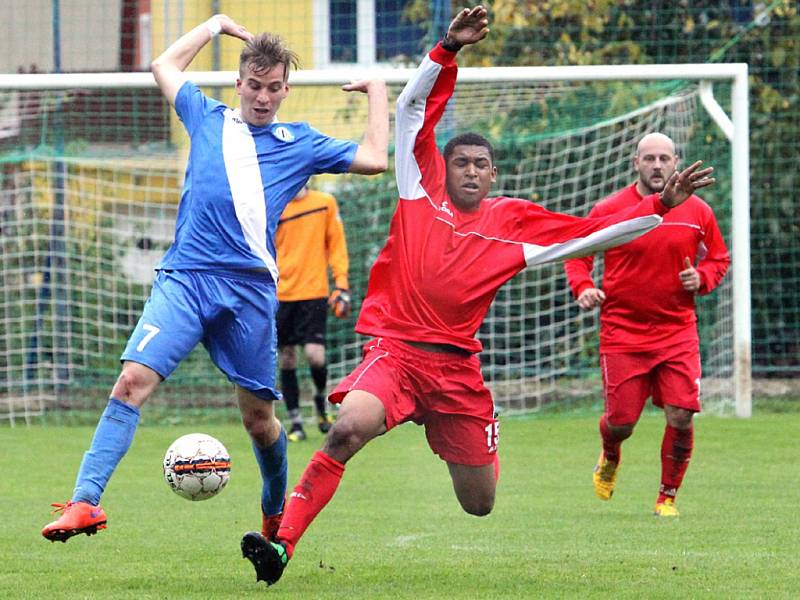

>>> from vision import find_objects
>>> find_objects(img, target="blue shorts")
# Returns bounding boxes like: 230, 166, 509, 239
121, 269, 280, 401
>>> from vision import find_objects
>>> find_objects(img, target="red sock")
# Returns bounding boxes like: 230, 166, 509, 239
599, 415, 622, 463
658, 424, 694, 502
276, 451, 345, 558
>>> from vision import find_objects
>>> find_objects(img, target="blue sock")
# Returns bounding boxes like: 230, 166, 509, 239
252, 428, 288, 516
72, 397, 140, 505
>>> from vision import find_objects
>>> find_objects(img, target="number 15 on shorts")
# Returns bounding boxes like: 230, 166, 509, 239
485, 421, 500, 453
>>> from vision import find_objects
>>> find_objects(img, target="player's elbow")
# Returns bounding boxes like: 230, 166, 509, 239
350, 153, 388, 175
395, 94, 409, 112
365, 147, 389, 173
151, 54, 180, 78
366, 156, 389, 174
150, 57, 171, 85
150, 56, 166, 75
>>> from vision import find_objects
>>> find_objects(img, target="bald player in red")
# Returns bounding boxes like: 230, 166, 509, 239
240, 7, 718, 585
564, 132, 730, 517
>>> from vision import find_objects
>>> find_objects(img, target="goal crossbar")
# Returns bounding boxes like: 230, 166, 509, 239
0, 63, 747, 88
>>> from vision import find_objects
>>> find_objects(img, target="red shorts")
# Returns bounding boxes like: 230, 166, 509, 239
601, 340, 702, 426
330, 337, 499, 466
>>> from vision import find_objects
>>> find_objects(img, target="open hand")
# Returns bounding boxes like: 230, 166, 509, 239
660, 160, 715, 208
211, 14, 254, 42
446, 6, 490, 47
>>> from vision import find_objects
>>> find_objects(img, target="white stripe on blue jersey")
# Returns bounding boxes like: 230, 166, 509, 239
158, 81, 358, 281
222, 109, 278, 281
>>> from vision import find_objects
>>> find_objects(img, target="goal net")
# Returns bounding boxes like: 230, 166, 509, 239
0, 68, 742, 423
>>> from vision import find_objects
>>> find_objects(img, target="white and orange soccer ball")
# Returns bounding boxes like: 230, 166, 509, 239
163, 433, 231, 501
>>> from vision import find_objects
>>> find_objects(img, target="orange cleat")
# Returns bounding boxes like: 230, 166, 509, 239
653, 497, 680, 517
42, 501, 107, 542
593, 451, 619, 500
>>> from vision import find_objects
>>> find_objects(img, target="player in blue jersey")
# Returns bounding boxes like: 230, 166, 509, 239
42, 13, 388, 545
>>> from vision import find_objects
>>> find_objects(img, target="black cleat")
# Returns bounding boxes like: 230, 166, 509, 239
318, 414, 334, 434
241, 531, 288, 586
314, 394, 334, 434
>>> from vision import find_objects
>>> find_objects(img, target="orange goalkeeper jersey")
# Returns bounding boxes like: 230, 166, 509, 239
276, 189, 349, 302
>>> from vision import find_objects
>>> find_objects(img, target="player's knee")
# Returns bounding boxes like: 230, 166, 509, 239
111, 368, 154, 405
325, 421, 359, 451
608, 421, 635, 440
304, 344, 325, 367
307, 355, 325, 369
666, 408, 693, 430
459, 494, 494, 517
323, 418, 373, 459
241, 413, 266, 439
241, 410, 278, 444
278, 346, 297, 369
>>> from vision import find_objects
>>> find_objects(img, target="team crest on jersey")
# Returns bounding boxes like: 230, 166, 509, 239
273, 126, 295, 142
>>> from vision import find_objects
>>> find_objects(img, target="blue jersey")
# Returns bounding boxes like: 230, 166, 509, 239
158, 81, 358, 282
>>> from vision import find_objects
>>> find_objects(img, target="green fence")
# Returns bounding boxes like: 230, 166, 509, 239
1, 1, 797, 422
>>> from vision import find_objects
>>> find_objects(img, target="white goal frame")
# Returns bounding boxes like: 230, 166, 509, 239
0, 63, 752, 417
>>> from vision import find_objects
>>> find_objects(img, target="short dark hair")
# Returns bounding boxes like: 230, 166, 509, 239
239, 33, 299, 79
443, 133, 495, 163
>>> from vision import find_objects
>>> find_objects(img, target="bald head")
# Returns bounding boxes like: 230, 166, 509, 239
636, 132, 677, 157
633, 132, 679, 195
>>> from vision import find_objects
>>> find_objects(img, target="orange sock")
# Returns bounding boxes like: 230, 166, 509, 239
276, 451, 345, 558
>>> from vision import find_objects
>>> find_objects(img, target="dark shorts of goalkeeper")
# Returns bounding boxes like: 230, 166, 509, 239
277, 298, 327, 346
330, 337, 499, 467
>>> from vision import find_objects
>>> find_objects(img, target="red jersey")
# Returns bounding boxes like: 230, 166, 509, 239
564, 182, 730, 352
355, 43, 671, 354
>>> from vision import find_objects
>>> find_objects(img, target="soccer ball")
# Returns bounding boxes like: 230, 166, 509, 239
163, 433, 231, 501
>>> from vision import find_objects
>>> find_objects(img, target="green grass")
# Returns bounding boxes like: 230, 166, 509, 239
1, 414, 798, 599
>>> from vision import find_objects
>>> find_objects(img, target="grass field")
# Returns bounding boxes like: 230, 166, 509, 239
1, 413, 798, 599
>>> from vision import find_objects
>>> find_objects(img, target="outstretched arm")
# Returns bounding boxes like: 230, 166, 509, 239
344, 80, 389, 175
151, 14, 253, 106
394, 6, 490, 200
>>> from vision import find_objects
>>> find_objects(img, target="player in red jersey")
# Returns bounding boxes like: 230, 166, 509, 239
563, 132, 730, 516
240, 6, 717, 584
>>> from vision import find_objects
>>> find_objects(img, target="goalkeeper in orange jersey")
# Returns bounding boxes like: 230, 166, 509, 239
564, 132, 730, 516
275, 186, 352, 441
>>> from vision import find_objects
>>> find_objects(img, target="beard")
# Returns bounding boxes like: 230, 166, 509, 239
641, 172, 671, 195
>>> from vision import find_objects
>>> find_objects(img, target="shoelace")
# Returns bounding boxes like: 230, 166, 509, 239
49, 501, 73, 515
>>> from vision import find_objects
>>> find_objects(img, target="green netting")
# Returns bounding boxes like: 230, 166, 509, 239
1, 1, 798, 424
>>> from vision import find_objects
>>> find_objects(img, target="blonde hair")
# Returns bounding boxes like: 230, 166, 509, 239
239, 33, 299, 79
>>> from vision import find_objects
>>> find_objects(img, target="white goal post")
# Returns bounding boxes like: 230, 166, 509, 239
0, 63, 751, 419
